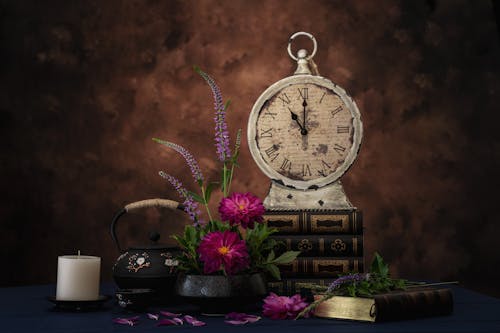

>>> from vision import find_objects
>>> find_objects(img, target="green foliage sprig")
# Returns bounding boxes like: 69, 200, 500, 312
296, 253, 413, 319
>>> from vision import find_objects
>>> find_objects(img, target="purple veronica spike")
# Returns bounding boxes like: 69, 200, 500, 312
154, 138, 204, 183
159, 171, 203, 225
327, 273, 368, 293
196, 68, 231, 161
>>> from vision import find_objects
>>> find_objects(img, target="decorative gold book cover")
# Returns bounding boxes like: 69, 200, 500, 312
278, 257, 364, 278
313, 288, 453, 322
272, 234, 363, 257
263, 210, 363, 234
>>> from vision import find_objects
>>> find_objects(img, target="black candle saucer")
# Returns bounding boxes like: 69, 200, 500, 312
47, 295, 111, 312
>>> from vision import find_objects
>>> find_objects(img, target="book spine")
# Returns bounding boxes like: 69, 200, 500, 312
374, 289, 454, 321
271, 234, 363, 257
278, 257, 364, 278
263, 210, 363, 234
313, 288, 453, 322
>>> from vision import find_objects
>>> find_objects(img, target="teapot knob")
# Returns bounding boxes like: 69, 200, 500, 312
149, 231, 160, 243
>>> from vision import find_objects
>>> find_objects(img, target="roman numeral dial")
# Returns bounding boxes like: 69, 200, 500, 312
254, 82, 356, 182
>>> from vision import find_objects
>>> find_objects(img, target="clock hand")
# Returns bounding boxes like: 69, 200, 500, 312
302, 98, 308, 132
288, 107, 308, 135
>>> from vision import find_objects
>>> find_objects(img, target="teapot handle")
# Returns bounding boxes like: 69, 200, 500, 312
110, 198, 184, 252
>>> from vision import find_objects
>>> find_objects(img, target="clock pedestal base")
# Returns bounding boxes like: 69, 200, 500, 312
264, 181, 355, 211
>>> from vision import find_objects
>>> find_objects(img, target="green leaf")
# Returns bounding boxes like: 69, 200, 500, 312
224, 99, 231, 111
204, 182, 217, 203
266, 264, 281, 281
187, 191, 204, 204
171, 235, 189, 249
370, 252, 389, 277
266, 250, 276, 263
346, 284, 357, 297
193, 65, 202, 74
184, 225, 197, 245
272, 251, 300, 264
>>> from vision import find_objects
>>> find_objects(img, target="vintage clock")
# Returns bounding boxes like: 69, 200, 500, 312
247, 32, 363, 210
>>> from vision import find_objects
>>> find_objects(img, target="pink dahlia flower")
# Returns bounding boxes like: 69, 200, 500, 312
218, 192, 265, 229
197, 230, 249, 275
262, 293, 310, 320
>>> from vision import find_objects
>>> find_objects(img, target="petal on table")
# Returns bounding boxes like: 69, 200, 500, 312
160, 311, 182, 317
112, 316, 140, 326
184, 315, 206, 326
147, 313, 159, 320
157, 318, 181, 326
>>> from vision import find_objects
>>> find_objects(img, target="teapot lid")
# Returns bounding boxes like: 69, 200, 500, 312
128, 244, 179, 251
128, 231, 180, 251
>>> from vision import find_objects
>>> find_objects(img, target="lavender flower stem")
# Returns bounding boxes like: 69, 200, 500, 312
226, 129, 241, 195
200, 185, 214, 222
222, 163, 228, 197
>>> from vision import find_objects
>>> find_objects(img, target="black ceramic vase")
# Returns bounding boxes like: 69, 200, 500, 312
174, 273, 268, 314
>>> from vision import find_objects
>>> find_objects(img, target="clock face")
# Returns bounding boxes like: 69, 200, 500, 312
248, 76, 362, 189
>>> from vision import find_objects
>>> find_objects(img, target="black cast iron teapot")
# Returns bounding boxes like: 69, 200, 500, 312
111, 198, 183, 299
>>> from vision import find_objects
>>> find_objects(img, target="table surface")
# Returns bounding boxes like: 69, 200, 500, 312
1, 283, 499, 333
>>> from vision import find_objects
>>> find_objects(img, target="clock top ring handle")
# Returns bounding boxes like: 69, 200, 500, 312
287, 31, 317, 61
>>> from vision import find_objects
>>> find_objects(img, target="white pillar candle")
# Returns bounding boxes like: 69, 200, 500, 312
56, 254, 101, 301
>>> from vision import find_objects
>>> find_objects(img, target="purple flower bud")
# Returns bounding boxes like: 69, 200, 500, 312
327, 273, 368, 293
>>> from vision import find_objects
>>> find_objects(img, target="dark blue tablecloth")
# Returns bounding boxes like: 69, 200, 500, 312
1, 283, 499, 333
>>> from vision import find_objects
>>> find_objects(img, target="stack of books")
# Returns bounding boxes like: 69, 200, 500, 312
264, 209, 364, 296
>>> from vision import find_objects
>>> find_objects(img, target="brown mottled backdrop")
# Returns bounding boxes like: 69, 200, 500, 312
1, 0, 500, 296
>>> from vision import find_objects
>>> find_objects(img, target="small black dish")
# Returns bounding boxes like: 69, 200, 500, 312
115, 288, 154, 311
47, 295, 111, 312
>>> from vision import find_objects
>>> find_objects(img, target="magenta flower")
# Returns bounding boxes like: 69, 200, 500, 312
219, 192, 265, 229
262, 293, 310, 320
197, 230, 249, 275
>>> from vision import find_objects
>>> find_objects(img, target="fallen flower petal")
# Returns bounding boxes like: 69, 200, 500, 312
225, 312, 246, 320
157, 318, 181, 326
113, 316, 140, 326
243, 315, 261, 323
172, 317, 184, 325
160, 311, 182, 317
184, 315, 206, 327
225, 312, 261, 323
147, 313, 159, 320
225, 319, 249, 325
191, 320, 206, 327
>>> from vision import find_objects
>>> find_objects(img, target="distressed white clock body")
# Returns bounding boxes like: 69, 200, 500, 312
247, 74, 363, 210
